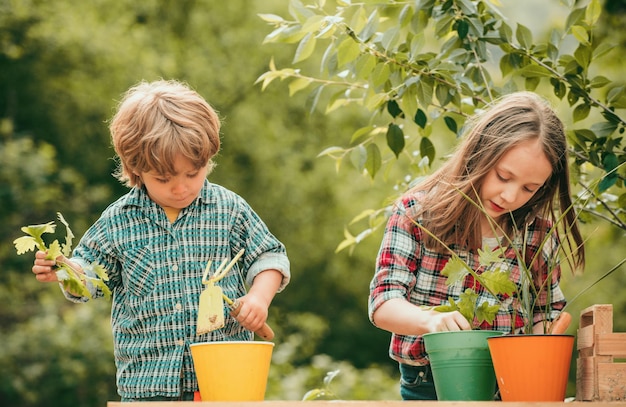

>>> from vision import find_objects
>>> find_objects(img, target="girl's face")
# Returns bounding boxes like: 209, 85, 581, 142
140, 154, 207, 210
479, 138, 552, 233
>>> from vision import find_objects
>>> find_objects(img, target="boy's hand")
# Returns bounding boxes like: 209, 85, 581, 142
232, 293, 269, 332
32, 251, 60, 282
32, 251, 81, 283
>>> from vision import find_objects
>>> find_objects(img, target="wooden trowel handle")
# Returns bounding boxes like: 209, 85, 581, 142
229, 301, 275, 341
550, 311, 572, 334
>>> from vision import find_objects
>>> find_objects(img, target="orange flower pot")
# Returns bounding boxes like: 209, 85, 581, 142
487, 334, 574, 401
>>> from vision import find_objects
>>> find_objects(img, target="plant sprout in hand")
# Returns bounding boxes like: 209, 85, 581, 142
14, 212, 111, 299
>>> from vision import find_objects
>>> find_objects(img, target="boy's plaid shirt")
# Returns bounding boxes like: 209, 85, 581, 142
368, 193, 564, 366
65, 180, 290, 399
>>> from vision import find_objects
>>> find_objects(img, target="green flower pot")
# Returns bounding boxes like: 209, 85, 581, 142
423, 330, 503, 400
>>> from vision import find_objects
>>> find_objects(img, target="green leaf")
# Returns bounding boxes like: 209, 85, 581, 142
458, 288, 478, 322
435, 83, 453, 107
478, 245, 505, 266
589, 75, 611, 89
381, 26, 400, 51
571, 25, 589, 46
370, 63, 390, 88
57, 212, 75, 257
598, 173, 617, 192
441, 256, 469, 285
13, 236, 38, 255
551, 78, 566, 99
416, 77, 434, 106
419, 137, 435, 165
17, 221, 56, 251
350, 126, 374, 145
414, 108, 427, 128
585, 0, 602, 26
434, 302, 458, 313
350, 145, 367, 172
317, 146, 346, 157
456, 19, 469, 39
599, 153, 619, 192
288, 77, 312, 96
387, 100, 403, 118
479, 269, 516, 296
590, 121, 618, 138
336, 36, 361, 67
301, 14, 326, 34
364, 143, 382, 178
475, 301, 500, 325
593, 42, 615, 60
435, 14, 454, 38
515, 24, 533, 49
574, 44, 591, 69
358, 8, 379, 42
257, 13, 286, 24
386, 123, 405, 158
519, 64, 551, 78
443, 116, 458, 134
293, 32, 316, 63
47, 240, 63, 260
573, 103, 591, 122
302, 388, 335, 401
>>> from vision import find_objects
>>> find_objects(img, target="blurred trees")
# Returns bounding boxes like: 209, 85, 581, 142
0, 0, 624, 406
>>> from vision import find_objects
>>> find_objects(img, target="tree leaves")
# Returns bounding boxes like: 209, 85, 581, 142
258, 0, 626, 238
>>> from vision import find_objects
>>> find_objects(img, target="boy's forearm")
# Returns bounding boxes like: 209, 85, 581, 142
248, 269, 283, 307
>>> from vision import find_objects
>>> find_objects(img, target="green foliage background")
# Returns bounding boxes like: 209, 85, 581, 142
0, 0, 624, 406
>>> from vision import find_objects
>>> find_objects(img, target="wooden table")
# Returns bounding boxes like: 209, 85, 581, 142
108, 401, 626, 406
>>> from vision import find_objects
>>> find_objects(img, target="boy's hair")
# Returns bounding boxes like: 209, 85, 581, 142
110, 79, 221, 187
410, 91, 584, 270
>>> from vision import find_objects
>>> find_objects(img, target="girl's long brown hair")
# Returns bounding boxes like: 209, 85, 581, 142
409, 91, 585, 271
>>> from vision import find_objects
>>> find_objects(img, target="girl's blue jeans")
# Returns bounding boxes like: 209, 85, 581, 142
399, 363, 437, 400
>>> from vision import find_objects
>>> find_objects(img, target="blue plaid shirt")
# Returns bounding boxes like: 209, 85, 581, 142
64, 180, 290, 399
368, 193, 564, 366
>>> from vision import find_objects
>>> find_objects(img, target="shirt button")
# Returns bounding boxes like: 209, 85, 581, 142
172, 265, 179, 271
175, 303, 182, 311
177, 340, 184, 346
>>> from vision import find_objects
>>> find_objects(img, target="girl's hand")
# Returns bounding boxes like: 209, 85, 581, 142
372, 298, 472, 335
426, 310, 473, 332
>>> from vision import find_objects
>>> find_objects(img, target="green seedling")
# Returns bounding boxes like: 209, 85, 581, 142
432, 246, 516, 327
14, 212, 111, 299
302, 369, 340, 401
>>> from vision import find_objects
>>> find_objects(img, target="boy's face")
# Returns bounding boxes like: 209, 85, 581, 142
140, 155, 207, 210
479, 138, 552, 233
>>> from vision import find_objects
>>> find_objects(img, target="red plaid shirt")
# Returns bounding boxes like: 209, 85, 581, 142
368, 193, 565, 366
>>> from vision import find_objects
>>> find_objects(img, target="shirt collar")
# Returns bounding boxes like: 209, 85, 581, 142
122, 179, 212, 210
